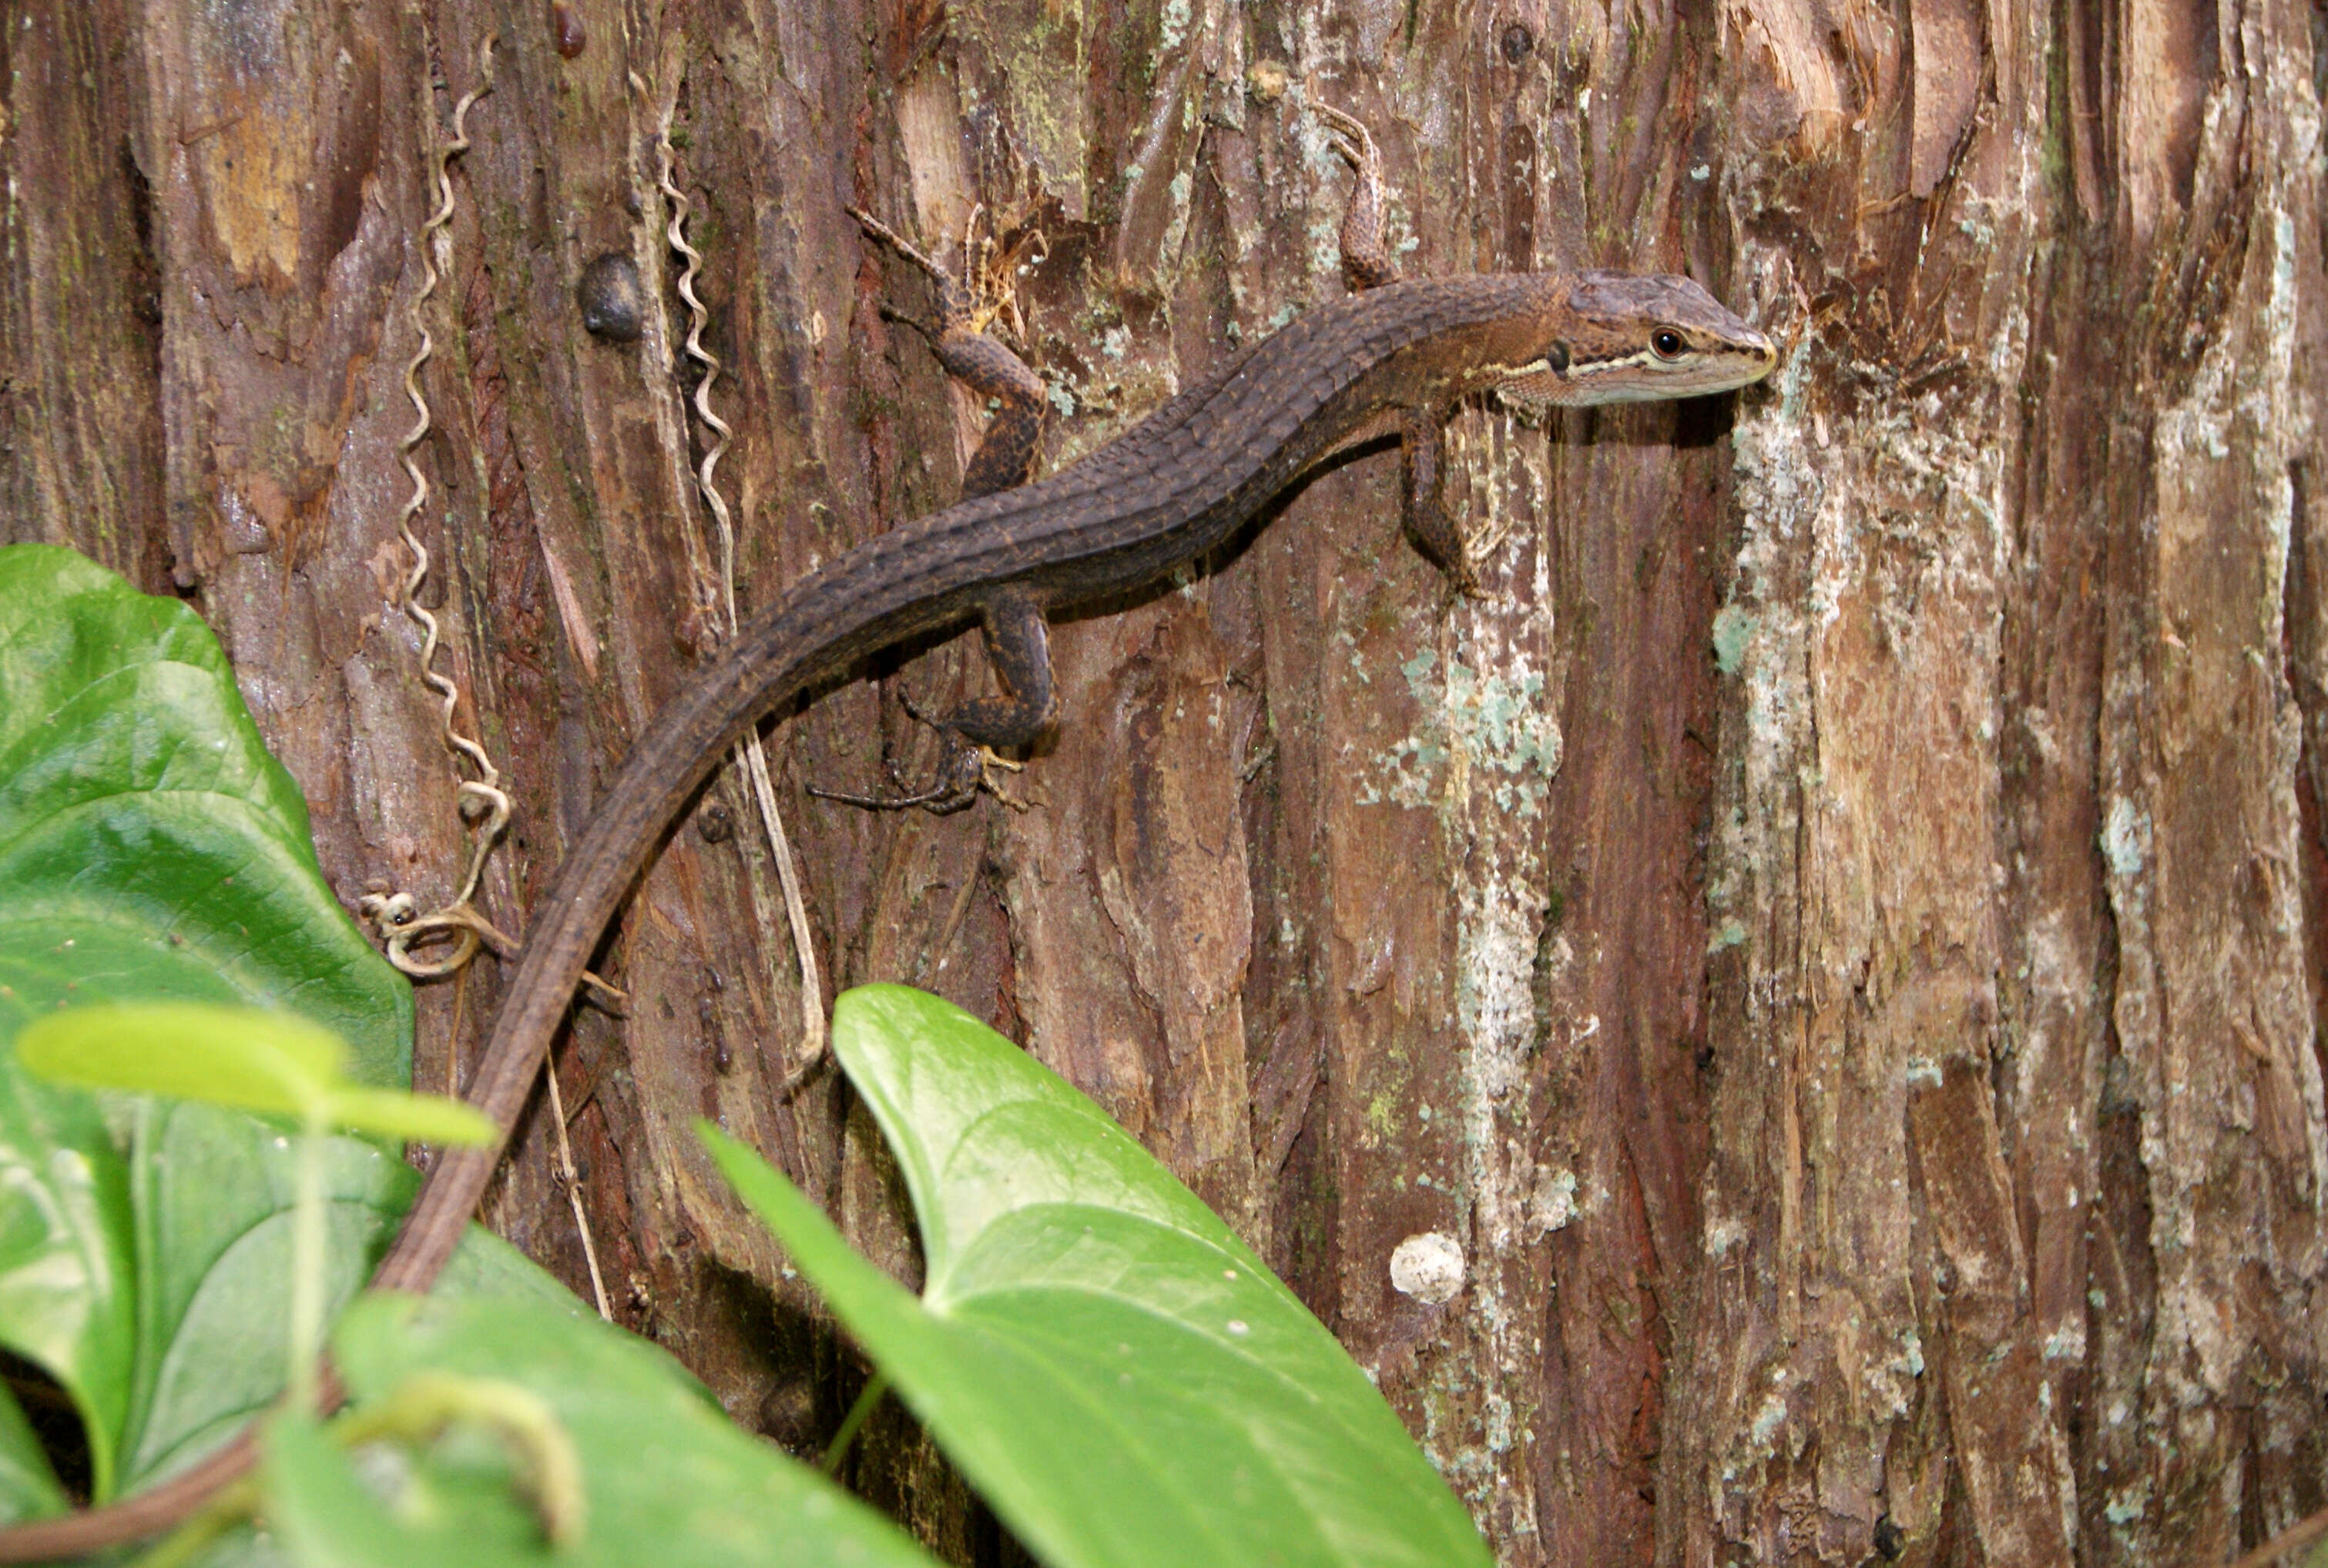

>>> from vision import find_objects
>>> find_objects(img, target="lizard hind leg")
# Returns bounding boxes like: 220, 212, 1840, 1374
807, 588, 1054, 814
1313, 101, 1399, 292
816, 209, 1059, 814
847, 204, 1050, 498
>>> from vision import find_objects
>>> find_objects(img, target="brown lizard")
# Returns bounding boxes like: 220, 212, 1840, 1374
0, 102, 1776, 1560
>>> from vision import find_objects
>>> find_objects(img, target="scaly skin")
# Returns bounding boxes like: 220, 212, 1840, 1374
0, 117, 1776, 1563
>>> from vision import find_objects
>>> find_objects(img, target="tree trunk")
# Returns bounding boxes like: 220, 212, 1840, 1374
6, 1, 2326, 1563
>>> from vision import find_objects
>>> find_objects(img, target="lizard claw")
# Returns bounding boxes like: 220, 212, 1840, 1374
849, 202, 1045, 344
1310, 100, 1380, 177
847, 205, 949, 282
806, 699, 1026, 815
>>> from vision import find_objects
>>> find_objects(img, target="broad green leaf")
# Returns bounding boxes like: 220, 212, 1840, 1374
323, 1292, 941, 1568
116, 1220, 580, 1516
0, 1372, 69, 1524
0, 1047, 133, 1501
0, 544, 411, 1081
704, 984, 1494, 1568
122, 1108, 420, 1489
15, 1004, 493, 1148
0, 545, 417, 1503
118, 1121, 564, 1496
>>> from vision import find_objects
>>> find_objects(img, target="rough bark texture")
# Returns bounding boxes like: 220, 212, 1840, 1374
5, 0, 2326, 1563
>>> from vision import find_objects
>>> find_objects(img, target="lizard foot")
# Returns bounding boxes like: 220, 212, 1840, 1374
804, 745, 1021, 814
847, 203, 1046, 343
806, 700, 1027, 815
1311, 99, 1397, 291
1312, 100, 1380, 180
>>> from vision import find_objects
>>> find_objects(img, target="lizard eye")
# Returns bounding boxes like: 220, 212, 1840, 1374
1650, 329, 1686, 360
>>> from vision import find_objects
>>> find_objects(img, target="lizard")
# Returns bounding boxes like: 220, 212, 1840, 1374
0, 102, 1776, 1558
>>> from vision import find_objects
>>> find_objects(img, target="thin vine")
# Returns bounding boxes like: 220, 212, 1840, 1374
360, 33, 508, 983
648, 74, 828, 1066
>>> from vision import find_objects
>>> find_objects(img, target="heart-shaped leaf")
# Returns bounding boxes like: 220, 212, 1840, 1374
0, 544, 418, 1506
703, 984, 1492, 1568
0, 544, 411, 1079
121, 1108, 421, 1487
316, 1291, 941, 1567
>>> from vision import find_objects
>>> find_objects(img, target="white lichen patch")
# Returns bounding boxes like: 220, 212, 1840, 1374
1390, 1231, 1468, 1304
1710, 603, 1756, 674
1704, 1211, 1749, 1257
2100, 795, 2149, 879
1456, 885, 1543, 1106
1526, 1166, 1578, 1235
1362, 648, 1562, 816
1157, 168, 1195, 267
1158, 0, 1191, 52
2042, 1321, 2087, 1362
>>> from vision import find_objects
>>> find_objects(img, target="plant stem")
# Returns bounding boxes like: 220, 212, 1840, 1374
820, 1374, 887, 1475
287, 1111, 326, 1412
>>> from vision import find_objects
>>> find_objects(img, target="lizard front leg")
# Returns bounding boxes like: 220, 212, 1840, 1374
847, 206, 1048, 495
1318, 104, 1488, 595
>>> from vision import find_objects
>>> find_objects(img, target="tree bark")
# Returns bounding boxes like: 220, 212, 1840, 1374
6, 1, 2326, 1563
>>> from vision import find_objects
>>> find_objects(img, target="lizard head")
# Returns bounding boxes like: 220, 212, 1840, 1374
1497, 271, 1778, 408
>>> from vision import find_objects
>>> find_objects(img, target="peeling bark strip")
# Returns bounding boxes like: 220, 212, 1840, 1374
6, 1, 2328, 1563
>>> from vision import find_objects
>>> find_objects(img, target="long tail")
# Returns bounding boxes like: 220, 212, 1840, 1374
370, 570, 942, 1292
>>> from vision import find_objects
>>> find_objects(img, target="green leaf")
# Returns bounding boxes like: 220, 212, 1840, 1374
15, 1004, 494, 1147
0, 1046, 134, 1501
0, 544, 411, 1082
436, 1225, 597, 1315
0, 546, 418, 1502
0, 1039, 431, 1508
110, 1123, 574, 1503
119, 1104, 421, 1489
320, 1292, 941, 1567
17, 1003, 344, 1119
0, 1381, 69, 1525
703, 984, 1493, 1568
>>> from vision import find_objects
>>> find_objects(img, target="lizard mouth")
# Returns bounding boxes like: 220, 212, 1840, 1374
1495, 337, 1778, 409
